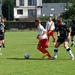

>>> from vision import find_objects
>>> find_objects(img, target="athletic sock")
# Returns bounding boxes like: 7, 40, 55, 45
53, 48, 58, 58
38, 47, 46, 54
44, 49, 52, 58
66, 47, 74, 57
72, 40, 74, 45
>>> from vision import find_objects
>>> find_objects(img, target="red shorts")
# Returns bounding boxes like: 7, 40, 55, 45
48, 30, 55, 37
38, 39, 48, 48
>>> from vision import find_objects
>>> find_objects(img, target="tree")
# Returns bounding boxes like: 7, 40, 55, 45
2, 0, 14, 21
60, 1, 75, 19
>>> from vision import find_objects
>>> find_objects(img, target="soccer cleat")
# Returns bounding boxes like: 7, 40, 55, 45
71, 44, 74, 47
0, 53, 2, 55
71, 56, 74, 60
42, 53, 48, 58
54, 42, 56, 45
50, 56, 57, 60
3, 45, 5, 48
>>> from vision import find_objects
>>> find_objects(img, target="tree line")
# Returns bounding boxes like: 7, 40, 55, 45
43, 0, 75, 3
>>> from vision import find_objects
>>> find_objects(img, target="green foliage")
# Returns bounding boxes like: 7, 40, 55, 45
2, 0, 14, 21
43, 0, 75, 3
4, 21, 10, 30
60, 2, 75, 19
39, 16, 50, 21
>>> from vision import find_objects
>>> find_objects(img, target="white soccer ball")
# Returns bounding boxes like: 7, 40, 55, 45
24, 53, 30, 59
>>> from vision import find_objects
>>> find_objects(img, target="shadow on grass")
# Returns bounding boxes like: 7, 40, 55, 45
6, 58, 73, 61
6, 58, 50, 60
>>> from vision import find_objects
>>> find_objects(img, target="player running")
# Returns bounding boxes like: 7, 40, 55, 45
35, 19, 52, 58
51, 18, 74, 60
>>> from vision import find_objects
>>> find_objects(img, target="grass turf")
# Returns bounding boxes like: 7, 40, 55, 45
0, 31, 75, 75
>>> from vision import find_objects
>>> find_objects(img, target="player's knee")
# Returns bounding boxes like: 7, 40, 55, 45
55, 44, 58, 48
64, 44, 67, 48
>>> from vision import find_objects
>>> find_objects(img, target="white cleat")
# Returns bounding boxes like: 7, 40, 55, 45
71, 56, 74, 60
0, 53, 2, 55
50, 56, 57, 60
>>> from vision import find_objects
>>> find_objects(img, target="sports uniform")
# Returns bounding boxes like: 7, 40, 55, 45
0, 23, 4, 40
53, 18, 58, 30
35, 20, 52, 58
56, 23, 70, 43
46, 21, 56, 43
37, 24, 48, 48
70, 19, 75, 46
52, 18, 74, 60
0, 23, 4, 55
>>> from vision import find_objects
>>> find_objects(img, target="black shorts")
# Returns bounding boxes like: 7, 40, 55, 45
0, 35, 4, 40
71, 32, 75, 36
57, 38, 69, 43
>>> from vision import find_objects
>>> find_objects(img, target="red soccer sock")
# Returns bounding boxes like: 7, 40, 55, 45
44, 49, 52, 58
38, 47, 52, 58
38, 47, 46, 54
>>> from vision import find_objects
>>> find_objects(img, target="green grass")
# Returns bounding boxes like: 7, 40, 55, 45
0, 31, 75, 75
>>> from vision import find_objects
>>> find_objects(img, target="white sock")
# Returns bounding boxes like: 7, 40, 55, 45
68, 50, 74, 57
66, 47, 74, 57
53, 48, 58, 58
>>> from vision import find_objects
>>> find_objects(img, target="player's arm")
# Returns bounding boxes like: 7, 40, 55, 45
2, 27, 4, 32
66, 25, 70, 40
67, 32, 70, 40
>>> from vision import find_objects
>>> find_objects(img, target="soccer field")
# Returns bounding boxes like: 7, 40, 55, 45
0, 31, 75, 75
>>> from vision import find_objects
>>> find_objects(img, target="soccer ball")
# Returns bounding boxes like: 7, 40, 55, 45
24, 53, 30, 59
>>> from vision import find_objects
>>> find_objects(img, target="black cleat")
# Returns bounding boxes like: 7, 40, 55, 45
71, 44, 74, 47
3, 45, 5, 48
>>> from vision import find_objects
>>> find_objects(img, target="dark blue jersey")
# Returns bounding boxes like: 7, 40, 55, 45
56, 23, 70, 38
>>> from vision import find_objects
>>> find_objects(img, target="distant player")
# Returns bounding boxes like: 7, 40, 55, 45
0, 20, 4, 55
35, 19, 52, 58
70, 15, 75, 47
1, 18, 5, 48
53, 14, 58, 30
51, 18, 74, 60
46, 17, 56, 44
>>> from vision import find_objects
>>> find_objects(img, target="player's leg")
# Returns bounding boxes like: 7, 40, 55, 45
0, 41, 2, 55
52, 32, 56, 45
71, 32, 74, 46
64, 40, 74, 60
71, 36, 74, 46
52, 42, 61, 59
38, 39, 52, 58
51, 38, 64, 59
37, 40, 47, 54
42, 47, 52, 58
2, 39, 5, 48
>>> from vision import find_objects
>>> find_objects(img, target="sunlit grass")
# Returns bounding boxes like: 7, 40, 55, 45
0, 31, 75, 75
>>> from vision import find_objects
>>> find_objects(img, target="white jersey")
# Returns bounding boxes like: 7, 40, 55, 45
37, 24, 48, 39
46, 21, 55, 31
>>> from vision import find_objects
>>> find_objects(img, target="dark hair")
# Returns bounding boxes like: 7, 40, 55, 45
57, 18, 63, 23
35, 19, 41, 23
